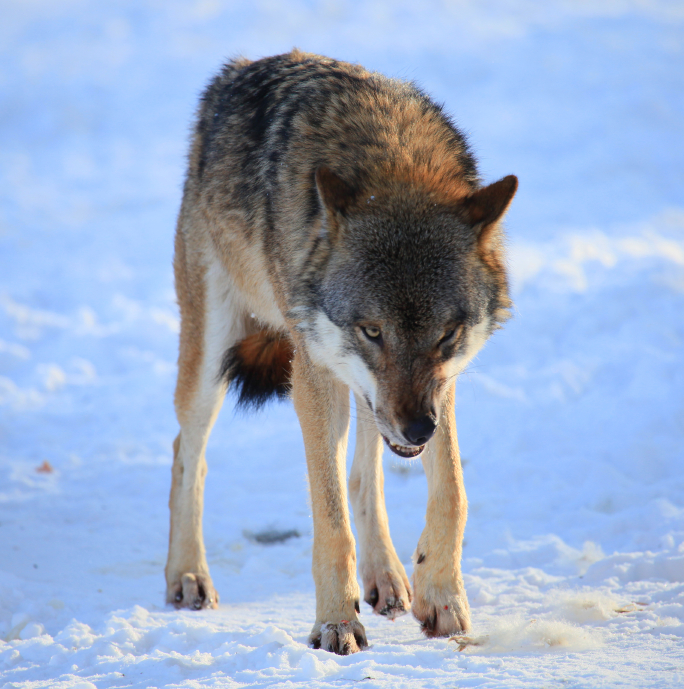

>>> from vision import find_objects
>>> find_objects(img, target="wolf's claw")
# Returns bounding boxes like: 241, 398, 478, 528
362, 556, 412, 620
309, 620, 368, 655
412, 596, 470, 637
167, 572, 218, 610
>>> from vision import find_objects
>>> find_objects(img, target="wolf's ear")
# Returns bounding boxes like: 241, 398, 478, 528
461, 175, 517, 258
315, 166, 357, 217
461, 175, 518, 229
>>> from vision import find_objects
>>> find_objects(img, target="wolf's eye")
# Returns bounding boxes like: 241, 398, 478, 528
439, 324, 463, 346
361, 325, 382, 342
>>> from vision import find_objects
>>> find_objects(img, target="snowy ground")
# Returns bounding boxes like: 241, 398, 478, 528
1, 1, 684, 687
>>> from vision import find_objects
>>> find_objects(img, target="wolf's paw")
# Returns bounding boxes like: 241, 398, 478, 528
362, 560, 412, 619
412, 585, 470, 638
309, 620, 368, 655
166, 572, 219, 610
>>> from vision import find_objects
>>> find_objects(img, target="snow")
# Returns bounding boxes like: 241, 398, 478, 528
1, 0, 683, 686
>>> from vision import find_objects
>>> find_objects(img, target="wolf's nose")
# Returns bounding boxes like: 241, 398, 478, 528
404, 416, 436, 446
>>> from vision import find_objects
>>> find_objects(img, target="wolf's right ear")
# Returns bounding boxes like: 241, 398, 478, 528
315, 166, 357, 217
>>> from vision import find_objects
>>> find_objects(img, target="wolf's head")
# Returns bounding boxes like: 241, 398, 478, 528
293, 167, 517, 458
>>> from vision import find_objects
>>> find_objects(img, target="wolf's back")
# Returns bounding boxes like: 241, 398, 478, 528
187, 50, 479, 206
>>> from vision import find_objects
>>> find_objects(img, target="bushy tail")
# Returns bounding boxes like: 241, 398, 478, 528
220, 330, 294, 410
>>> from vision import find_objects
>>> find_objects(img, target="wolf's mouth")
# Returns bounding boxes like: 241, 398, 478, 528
382, 436, 425, 459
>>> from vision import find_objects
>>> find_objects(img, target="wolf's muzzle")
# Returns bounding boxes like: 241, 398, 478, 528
403, 415, 437, 446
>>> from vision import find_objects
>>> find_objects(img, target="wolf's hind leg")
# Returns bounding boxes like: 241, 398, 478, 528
349, 394, 412, 619
411, 382, 471, 636
291, 349, 367, 655
166, 250, 248, 610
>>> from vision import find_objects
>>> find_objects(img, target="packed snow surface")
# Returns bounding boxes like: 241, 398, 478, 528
1, 1, 684, 687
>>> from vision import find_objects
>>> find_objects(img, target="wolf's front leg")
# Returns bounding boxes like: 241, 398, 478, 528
349, 394, 412, 618
291, 349, 367, 655
412, 382, 471, 636
165, 246, 245, 611
166, 327, 228, 610
166, 429, 219, 610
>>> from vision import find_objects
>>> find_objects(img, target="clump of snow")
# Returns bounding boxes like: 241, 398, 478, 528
453, 615, 600, 654
552, 591, 627, 623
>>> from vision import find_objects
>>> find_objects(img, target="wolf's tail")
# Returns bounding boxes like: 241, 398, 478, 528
220, 330, 294, 410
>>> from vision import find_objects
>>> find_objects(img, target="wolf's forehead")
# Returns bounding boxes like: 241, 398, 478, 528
346, 247, 477, 305
352, 224, 474, 282
328, 269, 477, 333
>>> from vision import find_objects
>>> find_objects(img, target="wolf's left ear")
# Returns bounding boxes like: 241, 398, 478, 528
461, 175, 518, 229
315, 166, 357, 217
461, 175, 518, 258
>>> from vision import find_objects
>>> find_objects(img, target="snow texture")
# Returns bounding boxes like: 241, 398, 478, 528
1, 1, 683, 687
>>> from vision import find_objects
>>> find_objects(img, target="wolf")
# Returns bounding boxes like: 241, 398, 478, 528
165, 49, 517, 655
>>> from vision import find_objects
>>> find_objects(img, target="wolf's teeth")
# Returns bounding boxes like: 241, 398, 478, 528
382, 435, 425, 458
